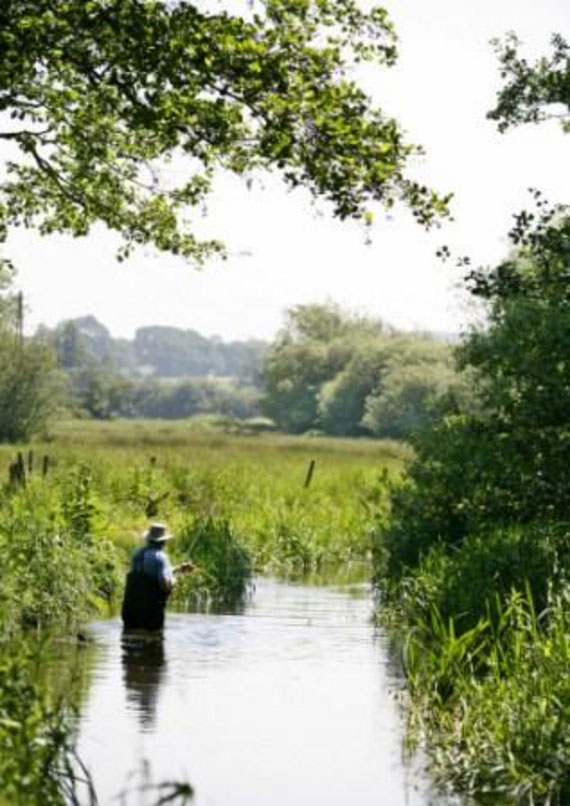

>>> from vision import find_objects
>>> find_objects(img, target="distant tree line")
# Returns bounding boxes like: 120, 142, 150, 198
65, 371, 261, 422
0, 288, 468, 438
41, 305, 466, 435
32, 316, 266, 422
38, 316, 267, 382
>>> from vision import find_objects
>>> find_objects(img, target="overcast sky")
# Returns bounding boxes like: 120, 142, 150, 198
6, 0, 570, 341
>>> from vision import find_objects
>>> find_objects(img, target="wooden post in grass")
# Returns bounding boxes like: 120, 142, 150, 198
145, 491, 170, 518
16, 452, 26, 488
27, 450, 34, 474
42, 455, 50, 477
304, 459, 316, 489
8, 453, 26, 489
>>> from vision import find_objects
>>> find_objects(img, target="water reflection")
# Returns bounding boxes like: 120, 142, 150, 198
121, 631, 167, 729
76, 581, 467, 806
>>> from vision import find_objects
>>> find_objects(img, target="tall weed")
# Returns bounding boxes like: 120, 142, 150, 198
397, 587, 570, 805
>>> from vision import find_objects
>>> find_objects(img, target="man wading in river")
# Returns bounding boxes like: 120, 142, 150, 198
121, 522, 196, 630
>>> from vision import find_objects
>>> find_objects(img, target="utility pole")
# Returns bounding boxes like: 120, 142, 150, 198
15, 291, 23, 345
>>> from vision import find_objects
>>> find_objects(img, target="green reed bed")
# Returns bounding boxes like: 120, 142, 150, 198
400, 589, 570, 806
377, 522, 570, 806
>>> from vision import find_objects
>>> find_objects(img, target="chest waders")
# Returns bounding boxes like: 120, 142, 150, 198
121, 547, 170, 630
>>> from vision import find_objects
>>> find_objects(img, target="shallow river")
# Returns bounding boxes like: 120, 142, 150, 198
76, 579, 461, 806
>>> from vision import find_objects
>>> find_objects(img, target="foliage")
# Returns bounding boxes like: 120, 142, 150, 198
374, 208, 570, 804
0, 467, 122, 633
317, 339, 393, 435
0, 648, 91, 806
389, 521, 569, 637
41, 315, 269, 382
130, 325, 267, 381
0, 263, 18, 327
262, 303, 364, 432
0, 266, 63, 441
378, 205, 570, 574
37, 315, 268, 421
128, 377, 260, 421
488, 33, 570, 133
0, 0, 449, 263
401, 590, 570, 805
70, 362, 133, 420
0, 333, 62, 441
361, 354, 465, 439
0, 421, 403, 633
43, 307, 466, 433
262, 303, 465, 436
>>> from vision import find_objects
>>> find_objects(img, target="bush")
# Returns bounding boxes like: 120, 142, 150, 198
388, 522, 569, 633
0, 469, 122, 634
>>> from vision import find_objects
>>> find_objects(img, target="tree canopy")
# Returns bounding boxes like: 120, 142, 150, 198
261, 302, 464, 436
488, 33, 570, 133
0, 0, 450, 263
0, 266, 61, 440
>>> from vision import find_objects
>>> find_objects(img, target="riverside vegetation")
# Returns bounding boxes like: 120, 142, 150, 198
373, 206, 570, 806
0, 422, 405, 804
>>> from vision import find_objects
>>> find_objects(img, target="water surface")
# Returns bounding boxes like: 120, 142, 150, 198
77, 579, 460, 805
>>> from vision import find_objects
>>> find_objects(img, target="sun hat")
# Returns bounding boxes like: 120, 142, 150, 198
143, 522, 173, 543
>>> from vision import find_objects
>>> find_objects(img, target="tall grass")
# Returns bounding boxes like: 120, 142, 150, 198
377, 516, 570, 806
0, 421, 405, 634
400, 589, 570, 805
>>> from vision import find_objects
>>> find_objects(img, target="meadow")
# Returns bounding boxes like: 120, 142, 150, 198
0, 418, 408, 628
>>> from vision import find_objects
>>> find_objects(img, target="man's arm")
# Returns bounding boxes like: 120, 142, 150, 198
158, 557, 197, 593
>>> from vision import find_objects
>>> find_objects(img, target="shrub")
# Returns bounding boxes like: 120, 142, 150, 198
389, 523, 570, 631
0, 469, 122, 634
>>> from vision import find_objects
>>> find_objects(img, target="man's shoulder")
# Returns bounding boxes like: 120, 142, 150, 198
151, 548, 167, 564
146, 545, 170, 568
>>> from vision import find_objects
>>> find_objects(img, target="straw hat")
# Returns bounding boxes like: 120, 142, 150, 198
143, 523, 173, 543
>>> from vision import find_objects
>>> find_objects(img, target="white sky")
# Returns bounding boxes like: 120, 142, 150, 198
6, 0, 570, 341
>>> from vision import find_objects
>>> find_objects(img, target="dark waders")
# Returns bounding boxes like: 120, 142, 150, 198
121, 547, 169, 631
